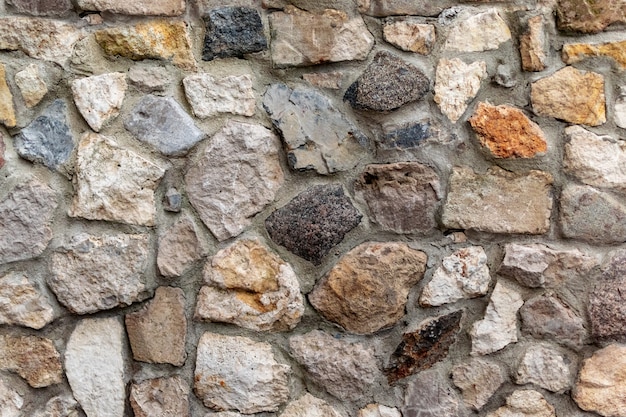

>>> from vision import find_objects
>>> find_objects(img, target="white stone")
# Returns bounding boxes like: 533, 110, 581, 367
516, 344, 571, 393
71, 73, 127, 132
383, 19, 435, 54
128, 66, 170, 93
443, 9, 511, 52
14, 64, 47, 108
183, 73, 256, 118
281, 394, 342, 417
470, 282, 524, 355
420, 246, 491, 307
65, 317, 126, 417
616, 87, 626, 129
359, 404, 402, 417
434, 58, 487, 123
0, 379, 23, 417
0, 272, 55, 329
487, 390, 555, 417
157, 215, 205, 278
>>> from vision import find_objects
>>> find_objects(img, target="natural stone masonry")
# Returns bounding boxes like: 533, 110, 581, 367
359, 404, 401, 417
487, 390, 555, 417
0, 378, 22, 417
403, 368, 464, 417
617, 86, 626, 129
383, 18, 436, 54
282, 394, 342, 417
0, 272, 54, 329
6, 0, 73, 16
434, 58, 487, 123
128, 66, 170, 93
0, 334, 63, 388
130, 376, 189, 417
562, 40, 626, 70
183, 73, 256, 118
443, 8, 511, 52
157, 215, 205, 278
202, 6, 267, 61
452, 358, 504, 410
358, 0, 451, 17
589, 249, 626, 341
520, 15, 547, 72
556, 0, 626, 33
77, 0, 185, 16
14, 64, 47, 108
0, 63, 15, 128
71, 73, 127, 133
516, 344, 571, 393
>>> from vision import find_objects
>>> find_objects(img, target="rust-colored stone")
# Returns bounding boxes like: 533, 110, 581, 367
520, 15, 547, 72
562, 40, 626, 70
556, 0, 626, 33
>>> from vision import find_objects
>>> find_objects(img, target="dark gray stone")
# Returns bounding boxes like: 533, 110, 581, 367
163, 188, 181, 213
265, 185, 361, 265
202, 6, 267, 61
381, 121, 432, 149
6, 0, 73, 16
124, 95, 204, 156
520, 295, 587, 348
589, 249, 626, 341
14, 100, 74, 170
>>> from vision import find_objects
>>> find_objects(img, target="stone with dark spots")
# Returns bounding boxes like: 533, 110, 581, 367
202, 6, 267, 61
589, 249, 626, 341
265, 185, 361, 265
344, 51, 430, 112
6, 0, 73, 16
385, 311, 463, 384
14, 100, 74, 170
381, 121, 432, 149
556, 0, 626, 33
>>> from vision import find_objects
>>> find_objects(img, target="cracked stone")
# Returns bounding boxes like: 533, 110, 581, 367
403, 368, 464, 417
589, 249, 626, 341
452, 358, 504, 410
203, 7, 267, 61
183, 73, 255, 118
556, 0, 626, 33
0, 272, 55, 329
520, 16, 547, 72
0, 335, 63, 388
71, 72, 127, 132
434, 58, 487, 123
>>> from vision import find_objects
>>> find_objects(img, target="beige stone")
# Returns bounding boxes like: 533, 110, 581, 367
443, 9, 511, 52
183, 73, 255, 118
0, 272, 55, 329
520, 16, 547, 72
516, 344, 572, 393
487, 390, 555, 417
130, 376, 189, 417
302, 71, 343, 89
32, 396, 79, 417
359, 404, 402, 417
71, 72, 127, 132
157, 215, 205, 278
452, 358, 504, 410
77, 0, 185, 15
434, 58, 487, 123
0, 335, 63, 388
282, 394, 342, 417
0, 379, 23, 417
563, 40, 626, 70
383, 19, 435, 54
14, 64, 47, 108
0, 63, 15, 128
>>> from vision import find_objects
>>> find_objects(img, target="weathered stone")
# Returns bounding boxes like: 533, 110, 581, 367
443, 9, 511, 52
358, 0, 453, 17
556, 0, 626, 33
71, 73, 127, 132
77, 0, 185, 16
0, 64, 15, 128
0, 272, 54, 329
6, 0, 73, 16
0, 335, 62, 388
434, 58, 487, 123
157, 215, 204, 278
203, 7, 267, 61
282, 394, 342, 417
163, 187, 181, 212
0, 179, 57, 265
32, 396, 80, 417
14, 100, 74, 170
14, 64, 47, 107
386, 311, 463, 384
186, 120, 284, 241
521, 16, 547, 72
589, 249, 626, 341
310, 242, 426, 334
69, 133, 166, 226
379, 118, 449, 149
531, 66, 606, 126
265, 185, 361, 264
48, 233, 149, 314
128, 66, 170, 93
403, 368, 463, 417
289, 330, 381, 401
263, 83, 367, 174
470, 282, 524, 355
452, 358, 504, 410
344, 51, 429, 112
269, 6, 373, 67
617, 87, 626, 129
195, 333, 290, 413
130, 376, 189, 417
183, 73, 255, 118
0, 134, 4, 169
125, 95, 203, 156
469, 102, 547, 158
442, 166, 553, 234
420, 246, 491, 307
302, 71, 342, 89
563, 40, 626, 70
95, 20, 196, 70
359, 404, 402, 417
126, 287, 187, 366
383, 19, 435, 54
65, 318, 125, 417
0, 379, 23, 417
195, 239, 303, 331
494, 63, 517, 88
487, 390, 555, 417
521, 295, 587, 348
516, 344, 571, 393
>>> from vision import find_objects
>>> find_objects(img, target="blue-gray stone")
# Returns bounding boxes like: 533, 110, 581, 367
202, 6, 267, 61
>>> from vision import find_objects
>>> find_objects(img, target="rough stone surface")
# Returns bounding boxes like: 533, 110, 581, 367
32, 396, 79, 417
0, 379, 23, 417
434, 58, 487, 123
263, 83, 367, 174
589, 249, 626, 341
487, 390, 556, 417
6, 0, 73, 16
128, 66, 170, 93
516, 344, 571, 393
203, 7, 267, 61
494, 63, 517, 88
289, 330, 381, 401
470, 282, 524, 355
48, 232, 149, 314
442, 166, 553, 234
443, 9, 511, 52
358, 0, 451, 17
302, 71, 343, 89
521, 16, 547, 71
130, 376, 189, 417
269, 6, 373, 67
531, 66, 606, 126
282, 394, 342, 417
452, 358, 504, 410
403, 368, 463, 417
0, 179, 57, 265
419, 246, 491, 307
186, 120, 284, 241
0, 272, 54, 329
563, 40, 626, 69
71, 73, 127, 132
157, 215, 204, 278
379, 118, 449, 150
469, 102, 547, 158
69, 133, 166, 226
194, 333, 290, 413
0, 64, 15, 128
359, 404, 402, 417
383, 18, 435, 54
616, 86, 626, 129
0, 134, 4, 169
265, 185, 361, 264
354, 162, 441, 234
163, 187, 182, 213
77, 0, 185, 16
556, 0, 626, 33
183, 73, 255, 118
14, 64, 47, 107
344, 51, 430, 112
310, 241, 427, 334
0, 335, 63, 388
520, 295, 587, 348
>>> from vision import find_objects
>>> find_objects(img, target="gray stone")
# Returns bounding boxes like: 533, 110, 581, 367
487, 390, 555, 417
0, 379, 23, 417
157, 215, 205, 278
128, 66, 171, 93
183, 73, 256, 118
358, 0, 454, 17
494, 63, 517, 88
443, 8, 512, 52
379, 119, 450, 149
0, 272, 55, 329
359, 404, 402, 417
589, 249, 626, 341
163, 188, 181, 212
403, 368, 464, 417
6, 0, 72, 16
263, 83, 368, 175
617, 87, 626, 129
202, 7, 267, 61
77, 0, 185, 16
452, 358, 504, 410
520, 295, 587, 348
434, 58, 487, 123
130, 376, 189, 417
282, 394, 342, 417
516, 344, 572, 393
14, 64, 47, 107
125, 95, 204, 156
71, 73, 127, 132
0, 335, 63, 388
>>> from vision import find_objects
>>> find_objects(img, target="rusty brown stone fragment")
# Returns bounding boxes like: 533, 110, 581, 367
556, 0, 626, 33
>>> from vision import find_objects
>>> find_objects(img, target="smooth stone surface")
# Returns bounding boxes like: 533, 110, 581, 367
521, 16, 547, 71
157, 215, 205, 278
0, 335, 63, 388
186, 120, 284, 241
383, 18, 435, 54
77, 0, 185, 16
521, 295, 587, 348
130, 376, 189, 417
359, 404, 402, 417
563, 40, 626, 69
0, 379, 23, 417
14, 64, 47, 107
452, 357, 504, 410
183, 73, 255, 118
589, 249, 626, 341
0, 64, 16, 128
282, 394, 342, 417
163, 187, 182, 213
516, 344, 571, 393
71, 73, 127, 132
6, 0, 73, 16
443, 8, 511, 52
434, 58, 487, 123
494, 63, 517, 88
556, 0, 626, 33
487, 390, 555, 417
0, 272, 54, 329
403, 368, 464, 417
128, 66, 170, 93
203, 6, 267, 61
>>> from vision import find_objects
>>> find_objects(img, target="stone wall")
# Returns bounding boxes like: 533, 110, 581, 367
0, 0, 625, 416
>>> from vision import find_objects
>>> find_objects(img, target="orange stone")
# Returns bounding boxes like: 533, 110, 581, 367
562, 40, 626, 70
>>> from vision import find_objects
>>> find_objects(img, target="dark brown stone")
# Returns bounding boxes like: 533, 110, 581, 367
520, 295, 587, 347
589, 249, 626, 341
6, 0, 73, 16
556, 0, 626, 33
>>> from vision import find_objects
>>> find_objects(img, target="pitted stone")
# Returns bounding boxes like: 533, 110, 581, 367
203, 7, 267, 61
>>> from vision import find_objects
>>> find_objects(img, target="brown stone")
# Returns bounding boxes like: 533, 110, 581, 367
469, 102, 547, 158
562, 40, 626, 70
0, 335, 63, 388
452, 358, 504, 410
130, 376, 189, 417
77, 0, 185, 16
6, 0, 73, 16
309, 241, 427, 334
520, 16, 547, 72
157, 215, 205, 278
556, 0, 626, 33
521, 295, 587, 348
589, 249, 626, 341
0, 64, 16, 128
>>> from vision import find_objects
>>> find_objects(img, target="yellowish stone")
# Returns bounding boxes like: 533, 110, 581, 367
0, 64, 16, 128
562, 40, 626, 70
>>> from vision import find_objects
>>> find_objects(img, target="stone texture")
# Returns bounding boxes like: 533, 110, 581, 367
556, 0, 626, 33
263, 83, 367, 174
487, 390, 555, 417
14, 100, 74, 170
383, 18, 435, 54
494, 63, 517, 88
310, 242, 427, 334
0, 64, 15, 128
616, 86, 626, 129
0, 335, 62, 388
531, 66, 606, 126
302, 71, 343, 89
194, 333, 290, 413
344, 51, 430, 112
385, 311, 463, 384
65, 318, 125, 417
452, 358, 504, 410
358, 0, 451, 17
354, 162, 441, 234
269, 6, 373, 67
443, 9, 511, 52
379, 118, 449, 149
14, 64, 47, 107
434, 58, 487, 123
95, 20, 196, 70
71, 73, 127, 132
521, 16, 547, 72
126, 287, 187, 366
563, 40, 626, 69
186, 120, 284, 241
265, 185, 361, 264
442, 166, 553, 234
469, 102, 547, 158
403, 368, 463, 417
419, 246, 491, 307
128, 66, 170, 93
0, 134, 4, 169
359, 404, 402, 417
589, 249, 626, 341
282, 394, 342, 417
203, 7, 267, 61
521, 295, 587, 348
130, 376, 189, 417
32, 396, 80, 417
163, 188, 182, 213
0, 272, 54, 329
69, 133, 166, 226
516, 344, 571, 393
0, 379, 23, 417
289, 330, 381, 401
157, 215, 204, 278
183, 73, 255, 118
48, 232, 149, 314
6, 0, 73, 16
0, 179, 57, 265
77, 0, 185, 16
470, 282, 524, 355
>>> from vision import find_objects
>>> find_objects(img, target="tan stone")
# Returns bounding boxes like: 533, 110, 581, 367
0, 335, 63, 388
77, 0, 185, 16
359, 404, 402, 417
452, 358, 504, 410
520, 16, 547, 72
0, 272, 55, 329
282, 394, 342, 417
383, 19, 435, 54
0, 378, 23, 417
130, 376, 189, 417
14, 64, 47, 108
157, 215, 205, 278
434, 58, 487, 123
71, 72, 127, 132
563, 40, 626, 70
487, 390, 555, 417
302, 71, 343, 89
0, 64, 16, 128
556, 0, 626, 34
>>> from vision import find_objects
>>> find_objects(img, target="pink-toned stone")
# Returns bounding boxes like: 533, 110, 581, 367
130, 376, 190, 417
157, 215, 205, 278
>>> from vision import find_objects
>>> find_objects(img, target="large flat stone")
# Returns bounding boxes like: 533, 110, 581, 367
203, 7, 267, 61
0, 272, 54, 329
71, 73, 127, 132
434, 58, 487, 123
0, 335, 63, 388
556, 0, 626, 33
452, 358, 504, 410
183, 73, 255, 118
443, 8, 511, 52
520, 295, 587, 348
77, 0, 185, 15
6, 0, 73, 16
358, 0, 455, 17
130, 377, 189, 417
0, 63, 16, 128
